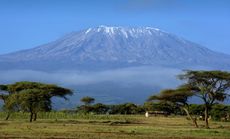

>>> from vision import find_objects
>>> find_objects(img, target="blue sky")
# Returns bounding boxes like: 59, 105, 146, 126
0, 0, 230, 54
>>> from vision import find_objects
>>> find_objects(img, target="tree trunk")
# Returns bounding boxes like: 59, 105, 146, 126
33, 113, 37, 121
30, 113, 33, 122
5, 113, 10, 121
183, 107, 198, 128
204, 105, 209, 129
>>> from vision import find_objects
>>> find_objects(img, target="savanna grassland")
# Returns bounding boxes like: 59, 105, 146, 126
0, 112, 229, 139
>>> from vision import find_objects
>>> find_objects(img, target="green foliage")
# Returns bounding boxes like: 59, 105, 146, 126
76, 105, 95, 114
148, 87, 194, 107
210, 104, 230, 121
80, 96, 95, 105
143, 102, 179, 115
147, 87, 199, 128
147, 70, 230, 128
76, 103, 109, 114
0, 84, 8, 91
178, 70, 230, 104
76, 103, 142, 115
109, 103, 144, 115
76, 102, 144, 115
4, 92, 20, 112
189, 104, 204, 116
16, 89, 52, 113
92, 103, 109, 114
178, 70, 230, 128
3, 81, 72, 98
0, 81, 72, 122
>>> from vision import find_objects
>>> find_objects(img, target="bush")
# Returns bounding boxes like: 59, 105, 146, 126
210, 104, 230, 121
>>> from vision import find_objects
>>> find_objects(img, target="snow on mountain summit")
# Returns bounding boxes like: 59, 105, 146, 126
86, 25, 162, 38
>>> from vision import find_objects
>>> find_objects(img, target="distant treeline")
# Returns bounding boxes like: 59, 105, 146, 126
69, 101, 230, 121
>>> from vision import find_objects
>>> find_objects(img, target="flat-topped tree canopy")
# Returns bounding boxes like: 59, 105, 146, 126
178, 70, 230, 128
178, 70, 230, 103
148, 86, 194, 106
1, 81, 73, 99
0, 81, 73, 122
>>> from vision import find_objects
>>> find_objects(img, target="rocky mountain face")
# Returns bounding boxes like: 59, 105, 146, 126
0, 25, 229, 71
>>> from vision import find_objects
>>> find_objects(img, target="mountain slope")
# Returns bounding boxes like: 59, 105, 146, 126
0, 25, 230, 71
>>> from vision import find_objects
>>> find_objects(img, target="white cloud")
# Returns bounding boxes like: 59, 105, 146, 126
0, 66, 181, 88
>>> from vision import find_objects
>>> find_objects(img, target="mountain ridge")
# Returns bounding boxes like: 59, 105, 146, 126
0, 25, 230, 71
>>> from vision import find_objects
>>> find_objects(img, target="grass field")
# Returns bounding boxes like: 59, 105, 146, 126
0, 112, 230, 139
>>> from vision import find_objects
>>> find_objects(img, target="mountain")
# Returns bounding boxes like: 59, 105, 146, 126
0, 25, 230, 71
1, 26, 230, 106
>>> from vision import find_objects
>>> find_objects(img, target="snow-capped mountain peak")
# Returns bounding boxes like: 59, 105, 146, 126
84, 25, 163, 38
0, 25, 230, 71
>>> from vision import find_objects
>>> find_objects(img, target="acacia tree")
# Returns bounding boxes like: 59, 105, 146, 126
0, 81, 73, 122
80, 96, 95, 105
78, 96, 95, 113
148, 86, 198, 128
178, 70, 230, 128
